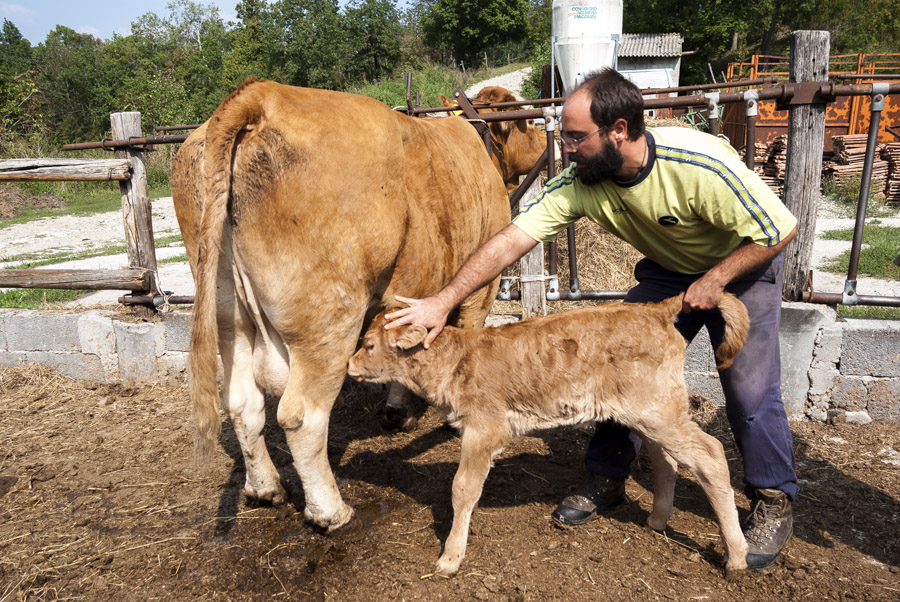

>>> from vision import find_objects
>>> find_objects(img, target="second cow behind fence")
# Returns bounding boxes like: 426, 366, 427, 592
348, 293, 751, 578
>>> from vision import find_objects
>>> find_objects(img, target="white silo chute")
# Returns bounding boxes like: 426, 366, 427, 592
552, 0, 623, 95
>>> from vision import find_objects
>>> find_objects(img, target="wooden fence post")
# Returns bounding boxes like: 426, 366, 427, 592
781, 30, 830, 301
519, 176, 547, 318
110, 112, 158, 314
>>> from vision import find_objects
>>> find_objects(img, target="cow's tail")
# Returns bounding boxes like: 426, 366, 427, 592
655, 292, 749, 370
191, 77, 264, 464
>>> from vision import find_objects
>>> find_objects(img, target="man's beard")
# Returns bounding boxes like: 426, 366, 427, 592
571, 138, 625, 185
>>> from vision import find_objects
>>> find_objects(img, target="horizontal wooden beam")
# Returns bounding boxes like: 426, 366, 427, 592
0, 268, 151, 291
0, 158, 132, 181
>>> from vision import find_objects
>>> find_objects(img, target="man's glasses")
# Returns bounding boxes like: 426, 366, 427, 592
559, 127, 604, 148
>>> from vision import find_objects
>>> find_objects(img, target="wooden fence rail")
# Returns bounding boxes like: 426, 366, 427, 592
0, 112, 158, 315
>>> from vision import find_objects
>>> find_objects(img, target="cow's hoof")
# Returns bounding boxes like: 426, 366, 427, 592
244, 484, 287, 506
305, 503, 354, 532
381, 406, 417, 432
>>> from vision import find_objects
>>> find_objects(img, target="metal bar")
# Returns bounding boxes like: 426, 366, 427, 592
744, 90, 760, 169
120, 294, 195, 307
62, 134, 189, 151
507, 147, 550, 208
801, 291, 900, 307
642, 77, 779, 96
843, 83, 889, 304
154, 124, 201, 132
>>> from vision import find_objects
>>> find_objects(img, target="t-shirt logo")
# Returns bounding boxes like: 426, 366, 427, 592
658, 216, 679, 227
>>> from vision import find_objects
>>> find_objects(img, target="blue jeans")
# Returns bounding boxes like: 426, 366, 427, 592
584, 256, 799, 501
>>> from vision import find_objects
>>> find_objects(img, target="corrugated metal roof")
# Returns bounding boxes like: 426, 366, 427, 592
619, 33, 684, 58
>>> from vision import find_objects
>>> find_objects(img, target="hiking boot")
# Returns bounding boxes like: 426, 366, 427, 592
743, 488, 793, 571
551, 473, 626, 527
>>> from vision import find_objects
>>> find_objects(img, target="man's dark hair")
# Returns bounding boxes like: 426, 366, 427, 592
577, 68, 645, 141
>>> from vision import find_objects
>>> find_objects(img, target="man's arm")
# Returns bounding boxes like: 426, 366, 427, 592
386, 223, 538, 348
683, 226, 797, 313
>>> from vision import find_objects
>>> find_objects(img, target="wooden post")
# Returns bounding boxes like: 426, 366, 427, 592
781, 31, 829, 302
110, 112, 158, 314
519, 176, 547, 318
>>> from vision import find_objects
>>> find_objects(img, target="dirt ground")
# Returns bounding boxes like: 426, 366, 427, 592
1, 365, 898, 601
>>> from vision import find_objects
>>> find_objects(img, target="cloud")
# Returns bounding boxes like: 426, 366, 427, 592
0, 2, 36, 23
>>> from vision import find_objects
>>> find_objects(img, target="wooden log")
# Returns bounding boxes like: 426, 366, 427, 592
518, 175, 547, 318
782, 31, 830, 302
0, 268, 151, 290
0, 158, 132, 181
111, 112, 157, 314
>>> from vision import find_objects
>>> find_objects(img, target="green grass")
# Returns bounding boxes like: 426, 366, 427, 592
0, 288, 86, 309
836, 305, 900, 319
0, 182, 172, 229
818, 223, 900, 279
821, 175, 900, 219
3, 234, 184, 269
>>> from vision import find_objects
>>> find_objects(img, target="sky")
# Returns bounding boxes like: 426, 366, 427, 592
1, 0, 239, 45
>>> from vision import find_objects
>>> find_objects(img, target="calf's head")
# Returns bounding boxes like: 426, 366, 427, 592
347, 313, 428, 384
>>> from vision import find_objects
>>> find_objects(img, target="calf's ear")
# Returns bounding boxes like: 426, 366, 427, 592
393, 324, 428, 350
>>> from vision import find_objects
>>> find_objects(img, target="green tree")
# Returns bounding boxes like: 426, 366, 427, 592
271, 0, 351, 89
224, 0, 277, 87
345, 0, 403, 82
422, 0, 530, 67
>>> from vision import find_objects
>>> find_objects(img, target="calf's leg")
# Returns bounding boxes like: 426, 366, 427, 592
640, 438, 678, 532
436, 426, 507, 577
645, 418, 748, 574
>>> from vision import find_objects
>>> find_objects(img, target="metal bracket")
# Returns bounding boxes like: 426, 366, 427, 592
546, 276, 561, 301
842, 279, 859, 306
744, 89, 759, 117
775, 82, 835, 111
871, 82, 890, 112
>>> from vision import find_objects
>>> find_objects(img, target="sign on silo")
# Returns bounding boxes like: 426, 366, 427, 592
552, 0, 623, 94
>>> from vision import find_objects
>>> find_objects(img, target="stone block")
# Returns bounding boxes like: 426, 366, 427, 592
162, 310, 193, 352
3, 312, 80, 352
157, 352, 188, 387
78, 312, 118, 373
840, 319, 900, 377
867, 379, 900, 422
811, 324, 843, 369
114, 321, 164, 384
845, 411, 872, 425
829, 375, 868, 411
685, 327, 714, 373
685, 371, 724, 406
13, 351, 107, 382
779, 303, 832, 417
0, 314, 7, 351
808, 366, 838, 397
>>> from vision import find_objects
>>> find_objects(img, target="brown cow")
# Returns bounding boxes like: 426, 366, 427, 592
348, 294, 751, 577
440, 87, 549, 191
171, 78, 509, 531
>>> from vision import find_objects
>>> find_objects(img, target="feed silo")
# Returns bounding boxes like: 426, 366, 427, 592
552, 0, 623, 94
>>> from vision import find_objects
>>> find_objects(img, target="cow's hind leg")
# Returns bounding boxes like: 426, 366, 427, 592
278, 353, 353, 531
436, 425, 507, 577
644, 417, 748, 575
219, 281, 285, 504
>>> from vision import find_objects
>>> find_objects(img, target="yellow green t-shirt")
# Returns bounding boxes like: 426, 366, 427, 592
512, 127, 797, 274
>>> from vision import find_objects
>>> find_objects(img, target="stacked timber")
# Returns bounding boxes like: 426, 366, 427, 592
760, 136, 787, 196
822, 134, 888, 195
882, 143, 900, 204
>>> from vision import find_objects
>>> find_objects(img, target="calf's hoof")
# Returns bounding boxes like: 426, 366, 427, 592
381, 406, 418, 433
434, 555, 461, 578
725, 566, 747, 581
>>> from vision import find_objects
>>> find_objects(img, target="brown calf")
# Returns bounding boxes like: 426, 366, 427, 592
348, 294, 750, 577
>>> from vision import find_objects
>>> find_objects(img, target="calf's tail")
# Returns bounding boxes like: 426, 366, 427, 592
656, 292, 749, 370
714, 293, 749, 370
191, 77, 265, 464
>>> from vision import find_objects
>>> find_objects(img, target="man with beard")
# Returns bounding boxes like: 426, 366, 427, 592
384, 68, 798, 571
